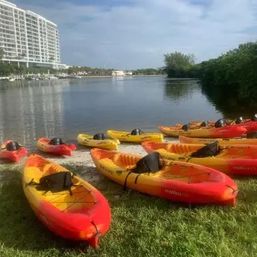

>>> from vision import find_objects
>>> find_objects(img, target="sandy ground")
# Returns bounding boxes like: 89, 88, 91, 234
49, 143, 147, 166
0, 140, 178, 184
46, 144, 149, 183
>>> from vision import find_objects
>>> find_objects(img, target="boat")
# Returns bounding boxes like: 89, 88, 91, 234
173, 117, 257, 134
159, 124, 246, 138
179, 135, 257, 145
36, 137, 76, 156
107, 129, 163, 143
0, 140, 28, 162
23, 155, 111, 248
230, 118, 257, 133
77, 133, 120, 150
90, 148, 237, 206
8, 77, 16, 82
142, 141, 257, 176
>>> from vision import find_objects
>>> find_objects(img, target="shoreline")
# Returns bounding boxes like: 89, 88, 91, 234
0, 144, 153, 184
45, 144, 148, 183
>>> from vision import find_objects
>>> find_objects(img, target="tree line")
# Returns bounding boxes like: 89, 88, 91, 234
165, 42, 257, 102
0, 47, 164, 76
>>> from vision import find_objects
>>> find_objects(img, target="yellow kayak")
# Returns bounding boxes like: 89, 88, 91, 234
23, 155, 111, 248
90, 148, 237, 205
142, 141, 257, 176
107, 129, 163, 143
179, 135, 257, 146
77, 133, 120, 150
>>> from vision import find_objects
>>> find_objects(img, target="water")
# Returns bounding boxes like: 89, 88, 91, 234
0, 76, 222, 148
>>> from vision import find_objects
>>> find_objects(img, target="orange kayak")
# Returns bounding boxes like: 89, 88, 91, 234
174, 118, 257, 133
179, 135, 257, 146
36, 138, 76, 156
91, 148, 237, 206
142, 141, 257, 176
159, 125, 246, 138
23, 155, 111, 248
0, 140, 28, 162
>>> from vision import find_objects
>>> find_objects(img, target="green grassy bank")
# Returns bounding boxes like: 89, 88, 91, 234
0, 163, 257, 257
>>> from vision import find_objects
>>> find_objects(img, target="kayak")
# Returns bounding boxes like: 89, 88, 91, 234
143, 141, 257, 159
23, 155, 111, 248
180, 135, 257, 146
175, 119, 257, 133
90, 148, 237, 206
77, 133, 120, 150
159, 125, 246, 138
107, 129, 163, 143
0, 140, 28, 162
230, 119, 257, 133
142, 141, 257, 176
36, 138, 76, 156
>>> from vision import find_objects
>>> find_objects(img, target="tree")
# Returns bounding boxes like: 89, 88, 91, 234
164, 52, 195, 78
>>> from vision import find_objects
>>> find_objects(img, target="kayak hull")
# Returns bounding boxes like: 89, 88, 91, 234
23, 155, 111, 248
77, 133, 120, 150
179, 135, 257, 146
36, 138, 76, 156
91, 148, 237, 206
107, 130, 163, 143
0, 140, 28, 162
159, 125, 246, 138
142, 141, 257, 176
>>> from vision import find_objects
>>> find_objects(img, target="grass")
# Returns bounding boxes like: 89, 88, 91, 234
1, 163, 257, 257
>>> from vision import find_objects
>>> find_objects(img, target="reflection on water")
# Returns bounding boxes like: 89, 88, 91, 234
0, 77, 222, 149
0, 80, 68, 148
201, 85, 257, 118
164, 79, 200, 101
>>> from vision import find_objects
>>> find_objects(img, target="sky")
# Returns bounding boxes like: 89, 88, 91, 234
12, 0, 257, 69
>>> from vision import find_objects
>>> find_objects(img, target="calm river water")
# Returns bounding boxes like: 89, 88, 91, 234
0, 76, 222, 148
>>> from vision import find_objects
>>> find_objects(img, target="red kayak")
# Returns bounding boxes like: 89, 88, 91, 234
159, 124, 246, 138
0, 140, 28, 162
233, 120, 257, 133
23, 155, 111, 248
36, 138, 76, 156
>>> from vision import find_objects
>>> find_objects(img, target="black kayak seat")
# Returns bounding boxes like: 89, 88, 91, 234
93, 133, 106, 140
235, 117, 244, 124
190, 141, 220, 158
214, 119, 226, 128
200, 121, 207, 127
133, 152, 162, 174
36, 171, 73, 193
6, 141, 21, 151
49, 138, 64, 145
181, 124, 189, 131
131, 128, 143, 135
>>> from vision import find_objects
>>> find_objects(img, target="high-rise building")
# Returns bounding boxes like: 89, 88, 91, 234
0, 0, 61, 68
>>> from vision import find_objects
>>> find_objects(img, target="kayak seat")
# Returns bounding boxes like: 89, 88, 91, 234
35, 171, 74, 194
131, 128, 143, 135
190, 141, 221, 158
133, 152, 162, 174
49, 138, 64, 145
93, 133, 106, 140
6, 141, 21, 151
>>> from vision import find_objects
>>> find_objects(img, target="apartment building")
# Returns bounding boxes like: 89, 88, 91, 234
0, 0, 61, 68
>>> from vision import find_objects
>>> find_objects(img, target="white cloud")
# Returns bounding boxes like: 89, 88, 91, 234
13, 0, 257, 68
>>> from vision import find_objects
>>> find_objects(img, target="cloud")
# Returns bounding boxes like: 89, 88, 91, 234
12, 0, 257, 68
